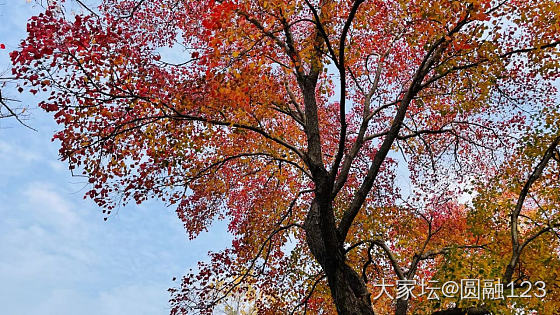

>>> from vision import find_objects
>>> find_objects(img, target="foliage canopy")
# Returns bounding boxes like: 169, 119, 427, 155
12, 0, 560, 314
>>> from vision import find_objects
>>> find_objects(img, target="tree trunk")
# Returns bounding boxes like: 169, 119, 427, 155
395, 298, 409, 315
503, 260, 516, 285
304, 199, 375, 315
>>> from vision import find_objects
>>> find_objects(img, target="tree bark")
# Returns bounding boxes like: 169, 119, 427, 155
395, 298, 409, 315
304, 199, 375, 315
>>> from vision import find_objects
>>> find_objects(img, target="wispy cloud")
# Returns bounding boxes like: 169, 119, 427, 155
0, 178, 195, 315
23, 183, 81, 227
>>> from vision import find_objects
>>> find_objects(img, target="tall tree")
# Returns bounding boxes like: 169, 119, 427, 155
11, 0, 560, 314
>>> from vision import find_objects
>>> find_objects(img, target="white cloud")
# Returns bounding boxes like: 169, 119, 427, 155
0, 140, 39, 162
0, 140, 40, 177
23, 183, 81, 228
23, 284, 170, 315
0, 181, 184, 315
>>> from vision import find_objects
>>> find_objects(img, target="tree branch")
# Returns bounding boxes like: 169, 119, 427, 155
338, 23, 460, 241
330, 0, 366, 185
505, 135, 560, 283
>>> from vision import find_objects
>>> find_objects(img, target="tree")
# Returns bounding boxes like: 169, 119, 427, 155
1, 43, 32, 128
0, 77, 34, 129
11, 0, 560, 314
1, 0, 34, 128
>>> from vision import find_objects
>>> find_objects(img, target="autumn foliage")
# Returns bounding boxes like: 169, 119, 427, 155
11, 0, 560, 314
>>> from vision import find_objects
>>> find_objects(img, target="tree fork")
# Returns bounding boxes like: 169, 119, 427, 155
304, 199, 375, 315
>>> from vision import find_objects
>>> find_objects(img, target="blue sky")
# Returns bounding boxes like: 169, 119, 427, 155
0, 2, 230, 314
